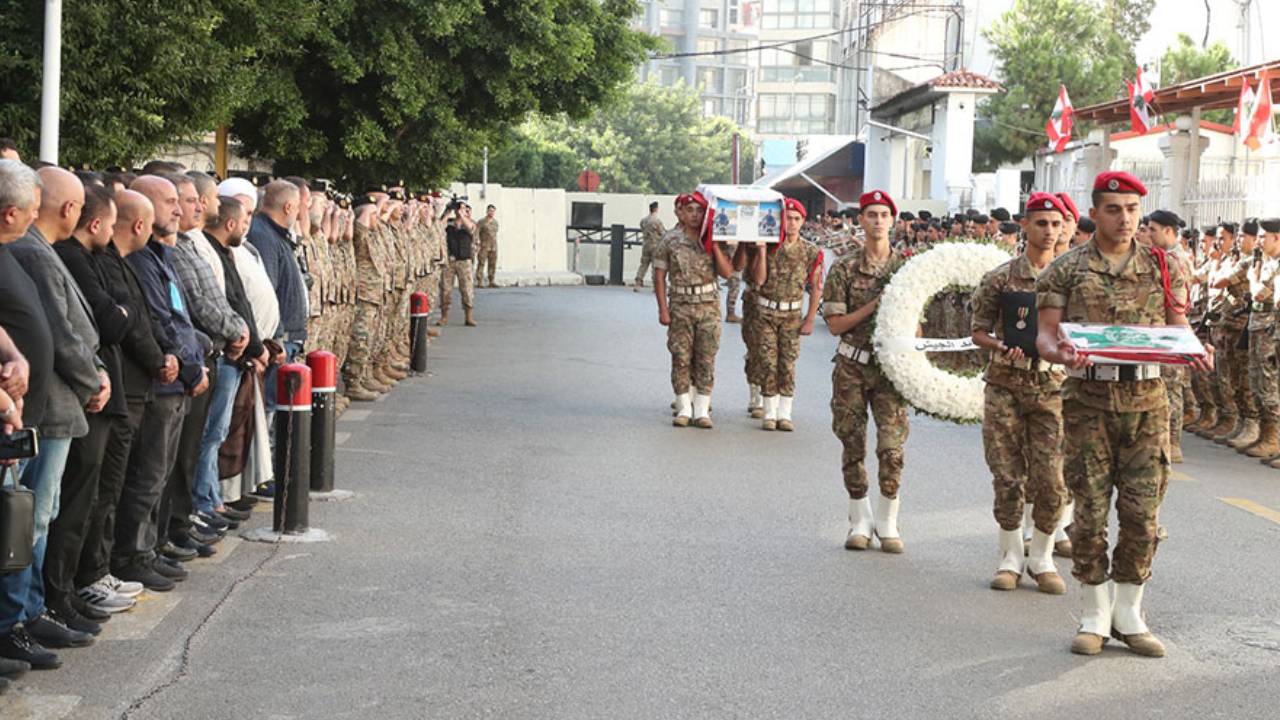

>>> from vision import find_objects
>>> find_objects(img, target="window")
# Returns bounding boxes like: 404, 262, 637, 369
699, 8, 718, 28
660, 6, 683, 27
696, 38, 723, 54
703, 98, 724, 117
761, 0, 834, 29
698, 67, 724, 93
757, 92, 835, 134
727, 68, 748, 94
758, 41, 834, 82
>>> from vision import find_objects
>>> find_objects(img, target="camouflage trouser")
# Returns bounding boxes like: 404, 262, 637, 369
441, 259, 475, 310
756, 309, 803, 396
1180, 362, 1197, 415
332, 304, 355, 373
342, 300, 380, 384
983, 381, 1067, 533
420, 271, 441, 320
635, 238, 660, 285
1215, 326, 1254, 418
741, 290, 763, 387
1165, 366, 1185, 446
474, 243, 497, 285
1251, 330, 1279, 422
830, 356, 909, 500
725, 270, 741, 317
667, 301, 721, 394
391, 287, 410, 355
1063, 396, 1170, 585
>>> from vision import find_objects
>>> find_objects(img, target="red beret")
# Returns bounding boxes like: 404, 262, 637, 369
1055, 192, 1079, 221
1025, 192, 1068, 217
675, 194, 689, 208
782, 197, 807, 219
686, 192, 709, 208
859, 190, 897, 217
1093, 171, 1147, 197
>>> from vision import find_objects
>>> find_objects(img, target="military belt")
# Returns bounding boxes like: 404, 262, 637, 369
757, 296, 803, 312
1003, 356, 1056, 372
837, 341, 874, 365
671, 283, 717, 296
1065, 364, 1161, 382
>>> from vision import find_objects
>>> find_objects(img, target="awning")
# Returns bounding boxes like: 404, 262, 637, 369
752, 138, 862, 189
1074, 59, 1280, 124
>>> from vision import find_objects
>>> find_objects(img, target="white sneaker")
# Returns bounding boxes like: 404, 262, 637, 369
78, 582, 137, 613
102, 573, 145, 599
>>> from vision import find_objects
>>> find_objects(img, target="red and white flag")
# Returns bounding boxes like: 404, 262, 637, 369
1232, 80, 1256, 135
1245, 68, 1275, 151
1046, 85, 1074, 153
1127, 67, 1156, 134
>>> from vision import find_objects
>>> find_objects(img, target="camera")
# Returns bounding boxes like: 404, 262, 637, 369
445, 194, 470, 213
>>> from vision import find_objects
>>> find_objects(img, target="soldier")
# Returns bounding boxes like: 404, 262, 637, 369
341, 195, 386, 401
1035, 171, 1212, 658
634, 201, 666, 291
724, 248, 742, 324
1209, 221, 1258, 446
1055, 193, 1080, 256
474, 204, 499, 288
439, 202, 478, 327
1143, 210, 1194, 463
653, 192, 733, 429
823, 190, 908, 554
743, 198, 823, 431
1187, 232, 1228, 435
1247, 218, 1280, 462
971, 193, 1070, 594
997, 221, 1020, 249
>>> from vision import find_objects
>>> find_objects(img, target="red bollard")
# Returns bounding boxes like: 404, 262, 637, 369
410, 292, 430, 373
307, 351, 337, 494
274, 363, 312, 534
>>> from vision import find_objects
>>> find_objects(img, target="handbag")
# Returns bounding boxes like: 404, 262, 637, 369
0, 466, 35, 572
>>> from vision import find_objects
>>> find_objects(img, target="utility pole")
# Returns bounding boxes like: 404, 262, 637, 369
39, 0, 62, 164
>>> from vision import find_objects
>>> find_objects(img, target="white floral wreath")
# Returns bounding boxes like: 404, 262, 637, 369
872, 241, 1015, 423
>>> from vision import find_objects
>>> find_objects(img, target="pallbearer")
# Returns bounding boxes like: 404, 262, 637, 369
971, 193, 1070, 594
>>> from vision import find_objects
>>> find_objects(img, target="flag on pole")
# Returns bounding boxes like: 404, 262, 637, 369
1046, 85, 1074, 152
1233, 81, 1257, 135
1245, 68, 1274, 151
1127, 67, 1156, 134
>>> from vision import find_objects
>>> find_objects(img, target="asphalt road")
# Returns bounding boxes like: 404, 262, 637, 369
6, 285, 1280, 720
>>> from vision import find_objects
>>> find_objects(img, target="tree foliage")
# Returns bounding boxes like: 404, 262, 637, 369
474, 81, 755, 194
974, 0, 1154, 170
1160, 33, 1235, 124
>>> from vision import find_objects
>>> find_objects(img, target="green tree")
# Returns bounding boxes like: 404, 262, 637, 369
461, 128, 579, 189
974, 0, 1154, 170
231, 0, 658, 187
1160, 33, 1235, 124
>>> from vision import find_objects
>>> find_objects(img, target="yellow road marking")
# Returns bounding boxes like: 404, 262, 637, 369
1219, 498, 1280, 526
1170, 469, 1195, 482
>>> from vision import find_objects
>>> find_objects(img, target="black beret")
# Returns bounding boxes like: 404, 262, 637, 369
1261, 218, 1280, 233
1012, 213, 1024, 222
1220, 222, 1239, 234
966, 208, 980, 217
1180, 228, 1196, 240
973, 214, 989, 224
1242, 218, 1260, 235
352, 194, 377, 209
826, 210, 840, 218
991, 208, 1011, 222
900, 211, 915, 221
1148, 210, 1186, 230
998, 221, 1020, 235
842, 208, 858, 218
919, 211, 932, 221
1077, 217, 1097, 233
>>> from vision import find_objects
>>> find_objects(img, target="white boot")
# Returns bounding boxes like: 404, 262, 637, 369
747, 384, 762, 412
844, 497, 874, 550
1112, 583, 1165, 656
1054, 501, 1074, 556
873, 494, 903, 553
672, 393, 692, 427
1026, 529, 1066, 594
777, 396, 794, 431
1023, 504, 1035, 546
762, 395, 778, 431
693, 393, 713, 429
1070, 582, 1113, 655
991, 526, 1024, 590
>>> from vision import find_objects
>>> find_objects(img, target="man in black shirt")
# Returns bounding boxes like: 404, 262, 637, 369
441, 204, 477, 327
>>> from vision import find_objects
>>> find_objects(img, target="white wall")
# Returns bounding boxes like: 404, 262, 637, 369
450, 183, 569, 275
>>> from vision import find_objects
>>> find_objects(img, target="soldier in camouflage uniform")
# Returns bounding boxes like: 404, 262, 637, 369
822, 190, 908, 554
342, 196, 388, 401
653, 192, 732, 429
724, 248, 742, 324
743, 198, 822, 432
1187, 236, 1228, 435
329, 200, 357, 413
1143, 211, 1196, 463
1035, 171, 1211, 658
734, 248, 765, 418
971, 193, 1071, 595
474, 204, 499, 288
634, 202, 666, 290
1210, 222, 1258, 446
1249, 218, 1280, 463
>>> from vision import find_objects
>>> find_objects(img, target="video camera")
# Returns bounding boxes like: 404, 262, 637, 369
445, 194, 470, 214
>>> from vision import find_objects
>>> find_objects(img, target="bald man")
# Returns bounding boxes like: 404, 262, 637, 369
3, 167, 107, 652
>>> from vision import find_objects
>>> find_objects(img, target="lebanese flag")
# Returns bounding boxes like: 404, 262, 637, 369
1127, 67, 1156, 134
1245, 68, 1275, 151
1046, 85, 1074, 153
1232, 81, 1256, 135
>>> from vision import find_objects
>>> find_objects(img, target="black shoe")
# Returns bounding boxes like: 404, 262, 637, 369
25, 613, 94, 649
70, 595, 112, 622
0, 676, 8, 694
218, 506, 251, 522
150, 557, 189, 581
228, 496, 259, 511
112, 561, 175, 592
0, 628, 60, 669
0, 656, 30, 679
47, 607, 101, 636
189, 527, 224, 545
160, 541, 197, 562
196, 511, 232, 531
249, 481, 276, 500
173, 536, 216, 558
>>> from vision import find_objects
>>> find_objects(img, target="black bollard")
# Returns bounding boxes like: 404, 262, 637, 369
410, 292, 430, 373
307, 350, 337, 493
609, 223, 625, 286
273, 363, 312, 534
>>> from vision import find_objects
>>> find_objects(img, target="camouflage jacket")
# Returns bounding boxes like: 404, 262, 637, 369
1220, 256, 1254, 331
476, 217, 499, 247
821, 245, 901, 350
639, 215, 666, 245
654, 228, 718, 304
352, 223, 384, 306
971, 254, 1064, 389
760, 236, 822, 308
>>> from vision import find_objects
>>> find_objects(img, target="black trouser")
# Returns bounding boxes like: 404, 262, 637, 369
43, 412, 112, 615
160, 362, 215, 545
77, 395, 146, 588
112, 394, 186, 570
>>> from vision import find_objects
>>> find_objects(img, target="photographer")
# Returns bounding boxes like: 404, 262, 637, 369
439, 201, 477, 327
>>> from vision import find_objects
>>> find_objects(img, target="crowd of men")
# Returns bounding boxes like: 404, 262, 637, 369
639, 170, 1279, 658
0, 141, 495, 693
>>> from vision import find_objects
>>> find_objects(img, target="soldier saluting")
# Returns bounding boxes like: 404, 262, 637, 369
1035, 172, 1213, 658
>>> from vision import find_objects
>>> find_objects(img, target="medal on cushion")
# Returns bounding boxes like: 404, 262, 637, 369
1015, 306, 1028, 330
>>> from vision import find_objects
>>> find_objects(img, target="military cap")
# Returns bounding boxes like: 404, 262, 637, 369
352, 194, 376, 209
1147, 210, 1185, 230
1026, 192, 1068, 217
826, 210, 840, 218
1012, 213, 1024, 222
1242, 218, 1260, 236
1077, 217, 1097, 233
1093, 171, 1146, 196
842, 208, 858, 218
1055, 193, 1080, 221
973, 214, 989, 224
1220, 221, 1239, 235
900, 211, 916, 221
965, 208, 980, 217
859, 190, 896, 216
998, 221, 1020, 235
918, 210, 932, 221
1260, 218, 1280, 233
387, 188, 407, 202
991, 207, 1011, 222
